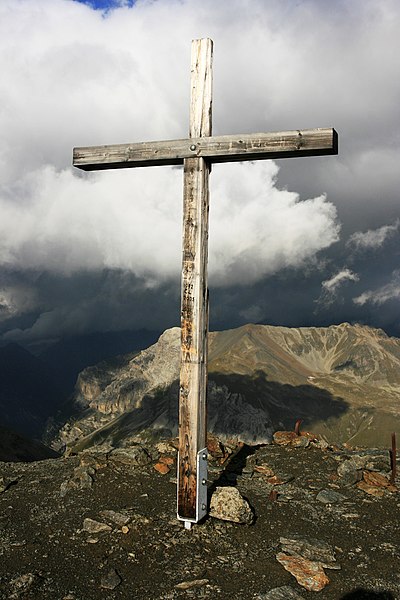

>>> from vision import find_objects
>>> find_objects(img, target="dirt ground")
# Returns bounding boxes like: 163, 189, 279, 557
0, 439, 399, 599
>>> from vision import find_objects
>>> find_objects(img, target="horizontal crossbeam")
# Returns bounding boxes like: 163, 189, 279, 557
73, 128, 337, 171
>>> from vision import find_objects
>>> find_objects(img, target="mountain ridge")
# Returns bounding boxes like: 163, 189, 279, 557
55, 323, 400, 450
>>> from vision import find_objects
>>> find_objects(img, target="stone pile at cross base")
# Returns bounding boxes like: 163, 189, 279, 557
0, 426, 398, 599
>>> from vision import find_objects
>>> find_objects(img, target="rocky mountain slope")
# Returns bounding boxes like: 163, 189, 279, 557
56, 323, 400, 451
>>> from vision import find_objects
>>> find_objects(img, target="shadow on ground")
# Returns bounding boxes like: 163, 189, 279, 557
340, 589, 395, 599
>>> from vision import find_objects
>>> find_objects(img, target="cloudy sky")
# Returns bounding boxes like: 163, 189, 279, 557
0, 0, 399, 350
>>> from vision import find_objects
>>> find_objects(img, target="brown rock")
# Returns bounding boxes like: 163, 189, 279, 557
356, 481, 385, 497
267, 473, 294, 486
175, 579, 209, 590
254, 464, 275, 476
154, 462, 170, 475
387, 483, 399, 493
363, 470, 391, 488
356, 470, 398, 495
159, 455, 174, 465
273, 431, 297, 446
276, 552, 330, 592
273, 431, 310, 448
207, 435, 225, 458
269, 490, 279, 502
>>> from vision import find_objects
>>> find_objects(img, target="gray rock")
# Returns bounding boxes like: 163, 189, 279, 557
337, 457, 366, 485
254, 586, 305, 599
82, 518, 112, 534
99, 509, 131, 526
0, 476, 8, 493
243, 454, 257, 474
60, 480, 74, 497
316, 489, 346, 504
0, 476, 17, 494
279, 535, 339, 568
9, 573, 42, 598
60, 465, 94, 497
100, 568, 122, 590
313, 438, 330, 450
109, 445, 151, 466
175, 579, 209, 590
209, 486, 254, 524
338, 451, 391, 475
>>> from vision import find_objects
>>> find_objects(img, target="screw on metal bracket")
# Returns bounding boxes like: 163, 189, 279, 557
190, 144, 197, 151
202, 479, 207, 485
201, 504, 207, 510
202, 453, 207, 460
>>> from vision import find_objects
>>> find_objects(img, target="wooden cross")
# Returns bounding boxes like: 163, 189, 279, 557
73, 38, 338, 528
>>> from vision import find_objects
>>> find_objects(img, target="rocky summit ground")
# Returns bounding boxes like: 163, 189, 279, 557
1, 432, 399, 600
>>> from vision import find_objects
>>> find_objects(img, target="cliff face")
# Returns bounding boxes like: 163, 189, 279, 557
74, 328, 181, 415
57, 323, 400, 450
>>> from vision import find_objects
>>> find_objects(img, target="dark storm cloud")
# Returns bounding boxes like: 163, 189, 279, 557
2, 270, 180, 345
0, 0, 399, 343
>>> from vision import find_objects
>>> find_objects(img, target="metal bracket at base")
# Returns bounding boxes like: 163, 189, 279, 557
177, 448, 208, 526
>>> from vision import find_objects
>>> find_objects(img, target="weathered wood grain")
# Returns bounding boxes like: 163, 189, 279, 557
178, 157, 209, 520
73, 128, 337, 170
72, 36, 339, 526
178, 39, 212, 522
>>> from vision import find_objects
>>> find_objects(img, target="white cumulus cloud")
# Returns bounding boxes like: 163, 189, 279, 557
0, 0, 399, 339
316, 268, 360, 308
0, 161, 340, 286
0, 0, 342, 291
322, 269, 360, 293
347, 219, 399, 250
354, 271, 400, 306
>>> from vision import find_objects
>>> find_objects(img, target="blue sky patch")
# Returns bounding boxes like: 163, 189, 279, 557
74, 0, 136, 11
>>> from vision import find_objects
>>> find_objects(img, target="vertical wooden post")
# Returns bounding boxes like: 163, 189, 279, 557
177, 38, 213, 524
